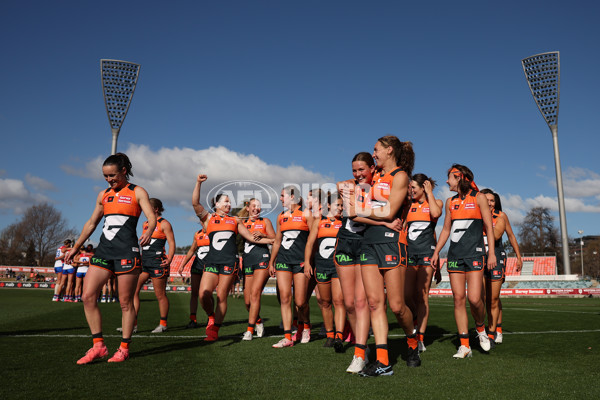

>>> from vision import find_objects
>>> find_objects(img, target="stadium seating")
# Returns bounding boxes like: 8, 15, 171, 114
169, 255, 192, 276
513, 280, 592, 289
167, 254, 559, 277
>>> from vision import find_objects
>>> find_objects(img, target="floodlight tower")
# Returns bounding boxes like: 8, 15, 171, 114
100, 59, 140, 155
522, 51, 571, 274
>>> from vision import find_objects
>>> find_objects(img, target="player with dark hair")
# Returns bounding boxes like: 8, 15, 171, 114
405, 173, 443, 352
192, 174, 274, 342
132, 198, 176, 333
305, 192, 344, 349
66, 152, 156, 364
432, 164, 497, 358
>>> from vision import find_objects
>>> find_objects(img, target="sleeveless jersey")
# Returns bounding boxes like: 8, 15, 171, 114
205, 214, 238, 265
406, 199, 438, 256
339, 183, 369, 240
54, 245, 67, 268
78, 251, 91, 265
243, 218, 270, 266
364, 167, 408, 245
448, 190, 484, 260
484, 210, 505, 254
96, 183, 142, 259
277, 208, 309, 264
142, 217, 168, 259
78, 251, 90, 273
194, 229, 210, 262
315, 217, 343, 265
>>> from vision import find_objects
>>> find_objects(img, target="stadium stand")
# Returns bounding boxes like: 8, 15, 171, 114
505, 257, 520, 276
513, 280, 593, 289
521, 258, 535, 275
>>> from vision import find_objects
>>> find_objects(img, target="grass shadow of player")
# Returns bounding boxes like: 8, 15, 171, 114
0, 325, 90, 336
133, 338, 210, 358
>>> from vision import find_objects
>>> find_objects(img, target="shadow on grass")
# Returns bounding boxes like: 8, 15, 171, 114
133, 338, 214, 357
373, 324, 454, 366
0, 326, 89, 336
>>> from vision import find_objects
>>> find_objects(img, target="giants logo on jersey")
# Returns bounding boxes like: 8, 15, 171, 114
102, 215, 130, 241
408, 221, 429, 241
450, 220, 474, 243
212, 231, 234, 250
282, 230, 301, 250
318, 238, 336, 259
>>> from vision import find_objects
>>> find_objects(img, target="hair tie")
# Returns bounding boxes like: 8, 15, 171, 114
451, 167, 479, 191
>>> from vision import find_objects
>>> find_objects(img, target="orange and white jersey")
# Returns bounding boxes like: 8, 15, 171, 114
277, 208, 309, 264
205, 214, 238, 265
406, 200, 438, 255
142, 217, 168, 258
243, 218, 270, 266
96, 183, 142, 259
339, 183, 369, 240
364, 167, 408, 244
448, 190, 484, 259
194, 229, 210, 261
315, 216, 343, 263
484, 210, 505, 254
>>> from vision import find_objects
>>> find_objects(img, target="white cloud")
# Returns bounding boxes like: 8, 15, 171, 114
562, 167, 600, 198
25, 174, 57, 192
61, 156, 102, 178
0, 178, 51, 214
0, 179, 29, 201
64, 144, 333, 212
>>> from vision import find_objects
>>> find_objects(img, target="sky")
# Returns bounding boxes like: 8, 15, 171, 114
1, 0, 599, 251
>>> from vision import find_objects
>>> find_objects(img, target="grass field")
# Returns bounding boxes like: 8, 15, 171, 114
1, 289, 599, 399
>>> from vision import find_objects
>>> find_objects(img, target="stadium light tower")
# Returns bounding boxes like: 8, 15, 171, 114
522, 51, 571, 274
100, 59, 141, 155
578, 230, 584, 277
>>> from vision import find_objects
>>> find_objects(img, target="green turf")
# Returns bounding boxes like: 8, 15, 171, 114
1, 290, 599, 399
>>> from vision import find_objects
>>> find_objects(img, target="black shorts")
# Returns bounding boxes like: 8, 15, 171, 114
142, 257, 169, 278
243, 261, 268, 276
485, 251, 506, 281
191, 258, 205, 275
204, 263, 235, 276
333, 237, 363, 267
446, 256, 485, 273
90, 255, 141, 275
407, 253, 433, 267
315, 261, 338, 283
360, 242, 407, 270
275, 262, 304, 274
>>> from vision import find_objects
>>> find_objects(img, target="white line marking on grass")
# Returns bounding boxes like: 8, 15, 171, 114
4, 329, 600, 340
429, 302, 599, 314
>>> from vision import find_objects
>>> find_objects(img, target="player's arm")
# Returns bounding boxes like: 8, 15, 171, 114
478, 192, 497, 269
161, 219, 176, 267
65, 191, 105, 264
304, 218, 320, 278
192, 174, 209, 226
431, 197, 452, 270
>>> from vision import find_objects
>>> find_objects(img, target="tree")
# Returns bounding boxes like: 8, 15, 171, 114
0, 222, 28, 265
517, 206, 562, 272
19, 203, 77, 266
518, 207, 559, 254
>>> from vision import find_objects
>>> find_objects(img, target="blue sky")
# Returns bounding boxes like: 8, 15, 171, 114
1, 0, 599, 249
